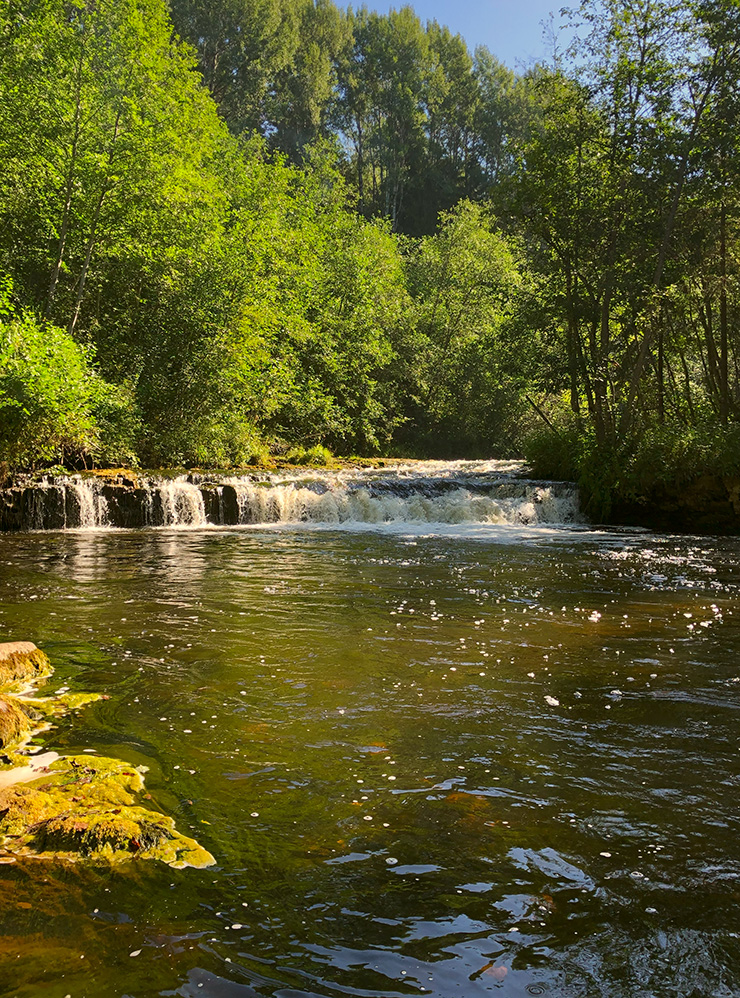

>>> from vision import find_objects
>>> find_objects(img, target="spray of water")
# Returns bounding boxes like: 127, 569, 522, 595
16, 463, 581, 530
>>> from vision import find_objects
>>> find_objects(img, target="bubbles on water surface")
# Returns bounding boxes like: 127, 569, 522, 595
1, 514, 740, 996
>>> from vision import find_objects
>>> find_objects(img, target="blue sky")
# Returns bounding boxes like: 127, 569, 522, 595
374, 1, 571, 68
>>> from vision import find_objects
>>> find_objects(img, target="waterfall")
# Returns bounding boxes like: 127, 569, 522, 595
157, 481, 207, 527
1, 462, 582, 531
227, 480, 579, 526
69, 479, 109, 528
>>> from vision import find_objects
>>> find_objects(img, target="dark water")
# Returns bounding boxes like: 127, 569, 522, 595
0, 523, 739, 998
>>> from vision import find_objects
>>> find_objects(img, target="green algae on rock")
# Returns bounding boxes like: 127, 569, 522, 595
0, 756, 215, 869
0, 692, 97, 771
21, 691, 101, 716
0, 643, 215, 870
0, 694, 35, 751
0, 642, 52, 691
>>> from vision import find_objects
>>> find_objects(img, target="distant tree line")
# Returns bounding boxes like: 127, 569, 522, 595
169, 0, 522, 235
0, 0, 738, 515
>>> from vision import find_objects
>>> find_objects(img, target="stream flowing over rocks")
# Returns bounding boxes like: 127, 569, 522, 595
0, 461, 581, 531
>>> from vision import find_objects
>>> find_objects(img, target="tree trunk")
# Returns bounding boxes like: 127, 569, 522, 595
719, 200, 729, 423
657, 325, 664, 423
68, 187, 105, 336
621, 52, 723, 426
356, 117, 364, 206
68, 110, 122, 336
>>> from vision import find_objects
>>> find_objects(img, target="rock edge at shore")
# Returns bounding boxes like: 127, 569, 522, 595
0, 641, 214, 869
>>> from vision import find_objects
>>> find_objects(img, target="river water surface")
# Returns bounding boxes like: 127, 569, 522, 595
0, 462, 739, 997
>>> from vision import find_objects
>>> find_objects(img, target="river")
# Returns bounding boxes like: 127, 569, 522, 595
0, 461, 738, 997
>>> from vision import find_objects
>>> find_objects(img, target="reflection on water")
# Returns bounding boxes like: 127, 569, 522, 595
0, 522, 739, 998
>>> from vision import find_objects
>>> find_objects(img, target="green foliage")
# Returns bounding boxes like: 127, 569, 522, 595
403, 200, 527, 455
200, 147, 411, 455
524, 428, 580, 485
269, 0, 352, 156
0, 313, 139, 470
0, 0, 738, 507
613, 424, 740, 499
0, 275, 13, 318
0, 0, 554, 473
285, 444, 333, 466
169, 0, 307, 134
526, 406, 740, 521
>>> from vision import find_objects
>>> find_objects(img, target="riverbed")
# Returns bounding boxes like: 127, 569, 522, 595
0, 466, 739, 997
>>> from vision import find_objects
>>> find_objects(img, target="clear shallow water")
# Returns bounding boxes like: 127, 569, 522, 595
0, 522, 739, 998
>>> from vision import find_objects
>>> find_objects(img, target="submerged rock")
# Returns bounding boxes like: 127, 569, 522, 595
0, 642, 52, 691
22, 691, 101, 716
0, 756, 214, 868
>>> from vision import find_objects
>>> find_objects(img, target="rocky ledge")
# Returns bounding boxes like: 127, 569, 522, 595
0, 471, 256, 530
611, 474, 740, 535
0, 641, 214, 868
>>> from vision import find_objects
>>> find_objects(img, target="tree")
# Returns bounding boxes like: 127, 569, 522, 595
169, 0, 305, 135
335, 6, 428, 229
0, 0, 227, 333
504, 0, 740, 446
473, 47, 520, 186
0, 309, 138, 470
405, 200, 523, 452
269, 0, 352, 159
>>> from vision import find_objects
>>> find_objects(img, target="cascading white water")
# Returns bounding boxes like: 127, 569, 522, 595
145, 489, 157, 527
25, 479, 109, 529
69, 480, 109, 528
17, 462, 581, 530
228, 480, 579, 526
158, 481, 207, 526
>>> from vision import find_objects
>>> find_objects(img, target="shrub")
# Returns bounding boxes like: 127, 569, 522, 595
0, 313, 139, 470
140, 412, 270, 469
285, 444, 333, 466
524, 399, 740, 521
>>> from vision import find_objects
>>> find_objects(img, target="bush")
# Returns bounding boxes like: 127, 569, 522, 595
524, 399, 740, 521
523, 426, 580, 482
0, 313, 139, 470
140, 411, 270, 469
285, 444, 333, 466
92, 380, 142, 468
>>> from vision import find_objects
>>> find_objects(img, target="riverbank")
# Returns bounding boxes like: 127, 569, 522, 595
525, 422, 740, 535
607, 474, 740, 535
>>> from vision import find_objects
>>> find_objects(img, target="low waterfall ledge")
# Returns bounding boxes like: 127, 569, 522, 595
0, 464, 582, 531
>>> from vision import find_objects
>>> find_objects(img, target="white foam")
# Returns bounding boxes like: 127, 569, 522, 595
28, 463, 582, 532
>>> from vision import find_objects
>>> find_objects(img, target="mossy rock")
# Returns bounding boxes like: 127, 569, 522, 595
22, 692, 101, 716
0, 784, 55, 833
30, 755, 146, 805
0, 756, 214, 869
0, 645, 214, 870
0, 642, 52, 692
0, 749, 29, 771
0, 689, 97, 769
29, 806, 214, 868
0, 694, 36, 750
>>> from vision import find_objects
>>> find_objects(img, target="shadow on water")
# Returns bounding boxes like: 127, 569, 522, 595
0, 518, 739, 997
